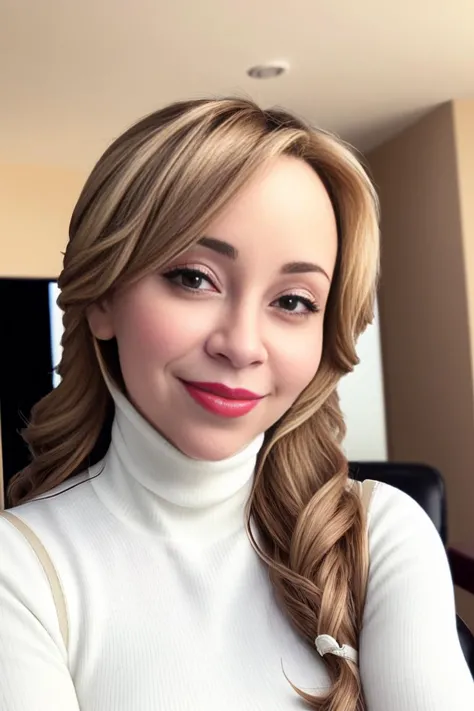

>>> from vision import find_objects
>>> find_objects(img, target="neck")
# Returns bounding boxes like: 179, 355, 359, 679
91, 383, 264, 542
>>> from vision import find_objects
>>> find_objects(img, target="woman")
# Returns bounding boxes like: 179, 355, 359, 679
0, 98, 472, 711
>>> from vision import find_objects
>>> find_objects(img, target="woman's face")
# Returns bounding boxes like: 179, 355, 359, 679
88, 156, 338, 460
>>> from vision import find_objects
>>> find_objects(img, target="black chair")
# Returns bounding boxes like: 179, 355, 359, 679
350, 461, 474, 676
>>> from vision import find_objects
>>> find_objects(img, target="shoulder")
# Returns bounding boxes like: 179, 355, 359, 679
0, 469, 100, 661
0, 465, 104, 623
358, 485, 474, 706
363, 481, 451, 616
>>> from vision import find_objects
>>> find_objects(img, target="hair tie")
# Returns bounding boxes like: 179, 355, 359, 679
315, 634, 358, 664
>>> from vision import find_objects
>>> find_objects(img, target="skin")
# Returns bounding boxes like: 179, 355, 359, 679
88, 156, 338, 461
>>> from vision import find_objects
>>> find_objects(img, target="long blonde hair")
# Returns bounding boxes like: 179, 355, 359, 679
8, 98, 379, 710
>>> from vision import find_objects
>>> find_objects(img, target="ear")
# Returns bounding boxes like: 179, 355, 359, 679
87, 300, 115, 341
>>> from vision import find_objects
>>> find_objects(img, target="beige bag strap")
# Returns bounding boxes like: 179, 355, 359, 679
0, 510, 69, 650
360, 479, 377, 519
358, 479, 378, 605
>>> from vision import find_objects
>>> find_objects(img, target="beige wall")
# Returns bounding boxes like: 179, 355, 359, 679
368, 102, 474, 628
0, 165, 86, 277
454, 101, 474, 383
452, 102, 474, 629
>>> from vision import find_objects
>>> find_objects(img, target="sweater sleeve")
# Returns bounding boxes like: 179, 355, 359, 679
0, 516, 80, 711
359, 482, 474, 710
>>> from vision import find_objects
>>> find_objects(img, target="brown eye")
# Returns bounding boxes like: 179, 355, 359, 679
180, 271, 204, 289
274, 294, 319, 315
279, 296, 299, 312
163, 267, 216, 291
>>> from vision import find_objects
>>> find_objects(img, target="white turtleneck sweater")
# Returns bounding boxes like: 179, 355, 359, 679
0, 387, 472, 711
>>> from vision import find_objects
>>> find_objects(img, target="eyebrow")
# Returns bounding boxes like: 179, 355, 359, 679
198, 236, 331, 281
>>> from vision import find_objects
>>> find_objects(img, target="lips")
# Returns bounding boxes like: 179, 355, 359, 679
179, 380, 264, 418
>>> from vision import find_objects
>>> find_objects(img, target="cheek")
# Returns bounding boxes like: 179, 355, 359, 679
274, 327, 323, 396
114, 297, 207, 368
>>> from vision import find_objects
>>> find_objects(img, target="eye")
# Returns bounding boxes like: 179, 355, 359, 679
163, 267, 217, 292
273, 294, 320, 316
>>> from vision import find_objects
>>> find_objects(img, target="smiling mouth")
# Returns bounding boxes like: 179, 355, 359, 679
179, 380, 264, 418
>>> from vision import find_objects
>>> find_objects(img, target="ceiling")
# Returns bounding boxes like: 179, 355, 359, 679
1, 0, 474, 170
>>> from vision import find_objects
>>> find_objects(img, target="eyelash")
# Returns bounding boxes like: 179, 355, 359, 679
162, 266, 321, 317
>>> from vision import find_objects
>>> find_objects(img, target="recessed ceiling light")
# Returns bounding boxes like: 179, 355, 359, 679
247, 61, 289, 79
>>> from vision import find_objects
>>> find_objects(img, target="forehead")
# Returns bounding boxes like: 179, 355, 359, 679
202, 156, 338, 275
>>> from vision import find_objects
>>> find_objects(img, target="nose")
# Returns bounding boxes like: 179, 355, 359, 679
205, 304, 268, 369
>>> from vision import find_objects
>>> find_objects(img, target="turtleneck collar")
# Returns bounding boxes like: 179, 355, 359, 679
90, 380, 264, 541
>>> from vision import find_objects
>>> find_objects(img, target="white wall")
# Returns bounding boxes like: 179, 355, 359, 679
339, 304, 387, 461
49, 282, 63, 388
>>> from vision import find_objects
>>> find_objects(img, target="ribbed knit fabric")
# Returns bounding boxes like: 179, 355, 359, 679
0, 385, 472, 710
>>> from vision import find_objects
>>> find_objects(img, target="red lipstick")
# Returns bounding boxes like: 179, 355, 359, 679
180, 381, 264, 418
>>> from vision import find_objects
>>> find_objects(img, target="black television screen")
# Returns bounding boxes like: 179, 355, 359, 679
0, 278, 61, 492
